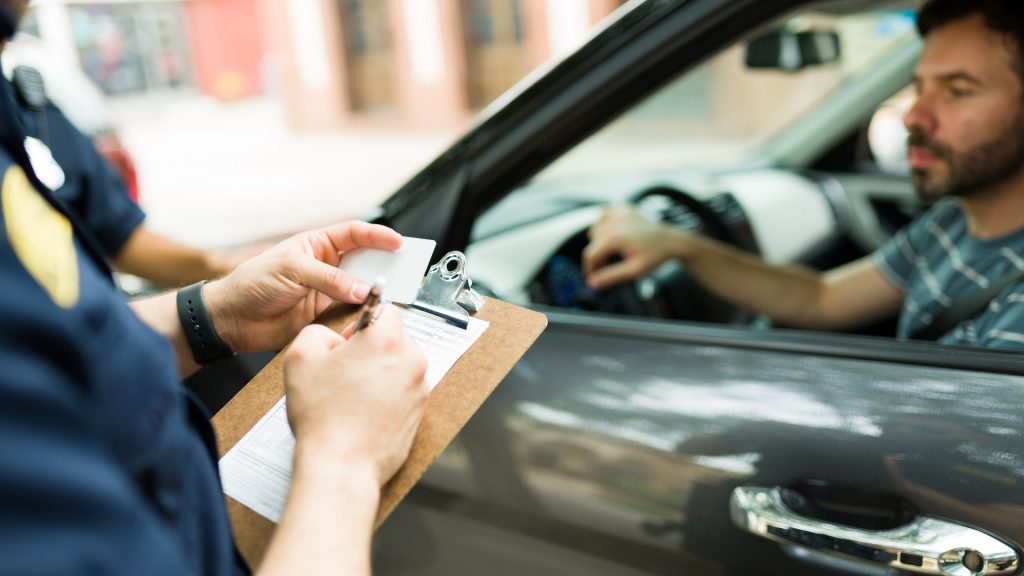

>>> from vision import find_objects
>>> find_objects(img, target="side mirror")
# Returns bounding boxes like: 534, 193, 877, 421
745, 29, 841, 72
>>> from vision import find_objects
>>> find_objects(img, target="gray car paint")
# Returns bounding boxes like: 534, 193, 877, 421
373, 314, 1024, 574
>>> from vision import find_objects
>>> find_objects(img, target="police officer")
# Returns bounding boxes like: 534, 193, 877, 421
5, 49, 245, 286
0, 1, 429, 573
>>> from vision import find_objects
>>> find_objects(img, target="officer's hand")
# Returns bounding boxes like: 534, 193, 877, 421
582, 206, 690, 290
283, 307, 429, 486
205, 221, 402, 353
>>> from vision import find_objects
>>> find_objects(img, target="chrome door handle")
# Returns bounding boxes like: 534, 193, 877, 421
730, 486, 1019, 575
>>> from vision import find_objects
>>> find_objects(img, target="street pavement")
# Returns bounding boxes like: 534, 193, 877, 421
112, 94, 457, 249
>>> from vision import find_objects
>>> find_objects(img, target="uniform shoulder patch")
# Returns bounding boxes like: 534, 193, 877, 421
2, 165, 79, 308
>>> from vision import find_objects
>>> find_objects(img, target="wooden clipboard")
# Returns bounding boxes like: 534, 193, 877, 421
211, 296, 547, 568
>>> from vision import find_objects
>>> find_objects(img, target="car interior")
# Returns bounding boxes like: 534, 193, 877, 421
465, 1, 923, 338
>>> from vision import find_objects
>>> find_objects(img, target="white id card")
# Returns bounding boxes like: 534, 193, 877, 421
338, 236, 436, 304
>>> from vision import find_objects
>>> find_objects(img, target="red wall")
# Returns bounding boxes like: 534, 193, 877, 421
185, 0, 266, 100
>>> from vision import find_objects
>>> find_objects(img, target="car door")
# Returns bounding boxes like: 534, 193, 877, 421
371, 0, 1024, 573
374, 318, 1024, 575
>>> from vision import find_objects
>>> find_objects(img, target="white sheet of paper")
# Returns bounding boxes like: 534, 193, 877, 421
219, 396, 293, 523
400, 307, 489, 388
338, 237, 436, 304
219, 307, 489, 523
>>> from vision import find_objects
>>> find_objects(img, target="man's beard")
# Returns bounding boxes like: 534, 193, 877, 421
908, 116, 1024, 201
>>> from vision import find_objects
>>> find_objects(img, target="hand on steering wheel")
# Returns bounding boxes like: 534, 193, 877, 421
529, 185, 748, 323
582, 206, 689, 291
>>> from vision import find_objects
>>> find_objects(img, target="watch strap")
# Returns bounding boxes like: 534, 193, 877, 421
177, 281, 233, 365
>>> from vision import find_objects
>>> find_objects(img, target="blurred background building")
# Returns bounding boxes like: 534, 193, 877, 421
7, 1, 628, 246
265, 0, 625, 129
25, 0, 627, 131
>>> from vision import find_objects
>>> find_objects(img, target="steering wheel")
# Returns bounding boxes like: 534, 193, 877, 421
528, 185, 749, 323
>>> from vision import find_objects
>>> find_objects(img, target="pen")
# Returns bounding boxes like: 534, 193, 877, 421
353, 278, 386, 334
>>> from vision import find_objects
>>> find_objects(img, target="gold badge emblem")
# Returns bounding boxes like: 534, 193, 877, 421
2, 165, 79, 308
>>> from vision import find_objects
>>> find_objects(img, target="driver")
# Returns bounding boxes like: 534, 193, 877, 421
583, 0, 1024, 349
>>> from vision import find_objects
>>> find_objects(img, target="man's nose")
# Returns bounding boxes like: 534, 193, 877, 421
903, 95, 936, 135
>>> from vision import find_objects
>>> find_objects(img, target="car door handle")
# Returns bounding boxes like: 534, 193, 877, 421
730, 485, 1019, 575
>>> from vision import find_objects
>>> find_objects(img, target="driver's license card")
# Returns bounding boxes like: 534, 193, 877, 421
338, 237, 436, 304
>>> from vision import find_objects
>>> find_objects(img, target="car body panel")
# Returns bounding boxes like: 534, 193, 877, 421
375, 315, 1024, 574
367, 0, 1024, 573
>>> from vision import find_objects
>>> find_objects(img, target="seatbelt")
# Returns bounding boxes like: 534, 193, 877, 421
910, 267, 1024, 341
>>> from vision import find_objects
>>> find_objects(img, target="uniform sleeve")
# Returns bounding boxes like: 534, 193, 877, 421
0, 344, 187, 575
54, 107, 146, 257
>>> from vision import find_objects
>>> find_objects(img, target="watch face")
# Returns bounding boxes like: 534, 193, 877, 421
23, 136, 65, 191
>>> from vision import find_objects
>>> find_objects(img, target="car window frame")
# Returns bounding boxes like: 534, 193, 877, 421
382, 0, 1024, 369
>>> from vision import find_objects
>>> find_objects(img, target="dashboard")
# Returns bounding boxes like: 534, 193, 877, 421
467, 168, 919, 309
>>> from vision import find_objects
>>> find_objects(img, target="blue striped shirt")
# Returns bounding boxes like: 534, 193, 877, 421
873, 198, 1024, 349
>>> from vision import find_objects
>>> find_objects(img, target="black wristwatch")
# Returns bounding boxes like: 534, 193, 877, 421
177, 281, 234, 365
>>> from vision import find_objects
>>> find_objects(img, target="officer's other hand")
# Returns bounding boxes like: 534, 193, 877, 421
283, 307, 429, 486
582, 206, 687, 290
204, 221, 402, 353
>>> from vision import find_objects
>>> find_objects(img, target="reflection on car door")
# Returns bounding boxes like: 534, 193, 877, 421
375, 315, 1024, 575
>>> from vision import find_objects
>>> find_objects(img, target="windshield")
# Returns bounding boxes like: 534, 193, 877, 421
532, 9, 920, 184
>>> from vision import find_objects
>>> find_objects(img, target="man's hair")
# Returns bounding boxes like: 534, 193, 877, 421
917, 0, 1024, 77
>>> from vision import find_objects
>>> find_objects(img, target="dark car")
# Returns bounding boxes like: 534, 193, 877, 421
357, 0, 1024, 574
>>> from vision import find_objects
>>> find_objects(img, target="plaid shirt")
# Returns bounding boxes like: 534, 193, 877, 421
874, 198, 1024, 349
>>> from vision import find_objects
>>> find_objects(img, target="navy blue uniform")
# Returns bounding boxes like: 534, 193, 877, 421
16, 90, 144, 258
0, 77, 246, 574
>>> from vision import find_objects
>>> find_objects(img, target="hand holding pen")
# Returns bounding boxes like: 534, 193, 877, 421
353, 277, 387, 334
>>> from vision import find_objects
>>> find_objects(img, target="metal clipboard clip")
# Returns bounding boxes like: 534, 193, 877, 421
409, 251, 484, 329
